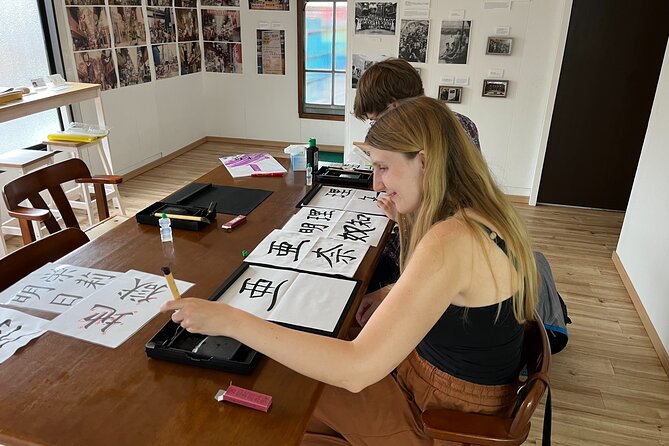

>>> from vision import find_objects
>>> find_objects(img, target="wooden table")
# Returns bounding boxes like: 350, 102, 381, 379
0, 163, 389, 446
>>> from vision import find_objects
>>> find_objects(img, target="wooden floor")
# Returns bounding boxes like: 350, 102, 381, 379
4, 141, 668, 445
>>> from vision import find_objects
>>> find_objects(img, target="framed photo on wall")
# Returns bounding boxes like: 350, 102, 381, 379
482, 79, 508, 97
486, 37, 513, 55
438, 85, 462, 103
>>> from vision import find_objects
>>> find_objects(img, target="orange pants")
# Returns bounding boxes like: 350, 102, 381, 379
302, 350, 520, 446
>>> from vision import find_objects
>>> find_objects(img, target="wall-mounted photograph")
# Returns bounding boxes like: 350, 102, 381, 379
482, 79, 508, 97
354, 2, 397, 35
438, 85, 462, 103
398, 19, 429, 63
486, 37, 513, 55
438, 20, 471, 65
351, 53, 388, 88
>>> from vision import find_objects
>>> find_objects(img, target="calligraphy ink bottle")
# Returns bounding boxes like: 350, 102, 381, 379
306, 163, 313, 186
159, 213, 173, 242
306, 137, 319, 176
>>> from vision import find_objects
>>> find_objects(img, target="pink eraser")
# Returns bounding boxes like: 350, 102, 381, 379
222, 215, 247, 231
215, 384, 272, 412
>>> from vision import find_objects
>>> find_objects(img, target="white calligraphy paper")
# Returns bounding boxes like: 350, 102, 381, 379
48, 270, 193, 348
244, 229, 318, 267
0, 307, 49, 365
329, 211, 388, 247
0, 263, 121, 314
246, 229, 369, 277
300, 238, 369, 277
284, 207, 388, 247
282, 207, 345, 237
216, 265, 356, 333
304, 186, 387, 216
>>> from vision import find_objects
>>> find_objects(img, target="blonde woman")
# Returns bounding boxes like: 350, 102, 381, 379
161, 96, 538, 445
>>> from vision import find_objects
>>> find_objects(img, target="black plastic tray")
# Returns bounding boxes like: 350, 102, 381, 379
316, 166, 372, 187
135, 202, 216, 231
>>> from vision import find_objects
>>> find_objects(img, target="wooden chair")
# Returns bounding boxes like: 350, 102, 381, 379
0, 227, 89, 292
421, 315, 552, 446
2, 158, 122, 245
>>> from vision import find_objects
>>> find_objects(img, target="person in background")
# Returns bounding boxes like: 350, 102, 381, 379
353, 58, 481, 150
161, 96, 538, 445
353, 58, 481, 294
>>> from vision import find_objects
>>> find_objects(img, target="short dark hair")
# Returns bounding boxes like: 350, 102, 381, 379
353, 58, 424, 120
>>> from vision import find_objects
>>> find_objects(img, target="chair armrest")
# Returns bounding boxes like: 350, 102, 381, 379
7, 206, 51, 222
75, 175, 123, 185
421, 408, 527, 446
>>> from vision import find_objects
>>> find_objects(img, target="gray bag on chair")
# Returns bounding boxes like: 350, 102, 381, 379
535, 251, 571, 354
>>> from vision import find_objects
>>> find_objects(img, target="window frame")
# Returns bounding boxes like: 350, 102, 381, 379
297, 0, 346, 121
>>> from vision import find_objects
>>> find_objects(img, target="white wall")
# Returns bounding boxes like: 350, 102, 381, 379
345, 0, 566, 196
53, 0, 568, 191
202, 5, 344, 146
616, 39, 669, 353
54, 0, 343, 175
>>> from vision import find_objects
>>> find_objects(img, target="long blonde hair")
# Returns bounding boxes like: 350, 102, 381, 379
365, 96, 537, 322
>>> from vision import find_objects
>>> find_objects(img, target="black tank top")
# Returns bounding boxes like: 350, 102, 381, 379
415, 223, 524, 385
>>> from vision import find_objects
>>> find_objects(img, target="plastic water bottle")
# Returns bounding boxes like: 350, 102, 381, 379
159, 213, 173, 242
306, 163, 313, 186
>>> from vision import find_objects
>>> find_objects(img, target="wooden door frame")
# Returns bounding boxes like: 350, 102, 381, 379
529, 0, 574, 206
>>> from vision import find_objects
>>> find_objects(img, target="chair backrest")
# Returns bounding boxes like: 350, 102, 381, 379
420, 313, 551, 446
0, 227, 89, 292
508, 315, 552, 436
3, 158, 94, 236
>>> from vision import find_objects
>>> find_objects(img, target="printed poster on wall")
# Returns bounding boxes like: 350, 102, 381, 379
256, 29, 285, 75
249, 0, 289, 11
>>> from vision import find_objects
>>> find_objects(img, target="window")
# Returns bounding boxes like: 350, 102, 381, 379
298, 0, 347, 120
0, 0, 65, 154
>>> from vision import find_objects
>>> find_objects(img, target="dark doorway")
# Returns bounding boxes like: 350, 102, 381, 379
538, 0, 669, 211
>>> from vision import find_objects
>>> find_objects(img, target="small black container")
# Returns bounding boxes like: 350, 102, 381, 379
135, 202, 216, 231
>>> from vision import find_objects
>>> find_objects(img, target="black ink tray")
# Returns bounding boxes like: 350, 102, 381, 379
316, 166, 372, 187
146, 262, 361, 374
135, 202, 216, 231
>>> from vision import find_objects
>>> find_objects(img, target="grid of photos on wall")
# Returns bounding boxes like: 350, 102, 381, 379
175, 1, 201, 76
110, 2, 149, 86
65, 0, 247, 90
256, 29, 285, 75
202, 3, 243, 73
147, 1, 175, 81
66, 2, 118, 90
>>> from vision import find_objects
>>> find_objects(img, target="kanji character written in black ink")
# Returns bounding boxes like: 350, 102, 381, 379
239, 278, 288, 311
12, 285, 55, 304
50, 293, 84, 307
312, 244, 358, 268
307, 209, 336, 221
80, 304, 135, 334
41, 267, 77, 283
0, 318, 30, 349
118, 278, 167, 304
298, 222, 330, 234
267, 240, 308, 262
356, 192, 380, 202
324, 188, 352, 199
347, 213, 373, 228
337, 214, 376, 243
75, 272, 117, 289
